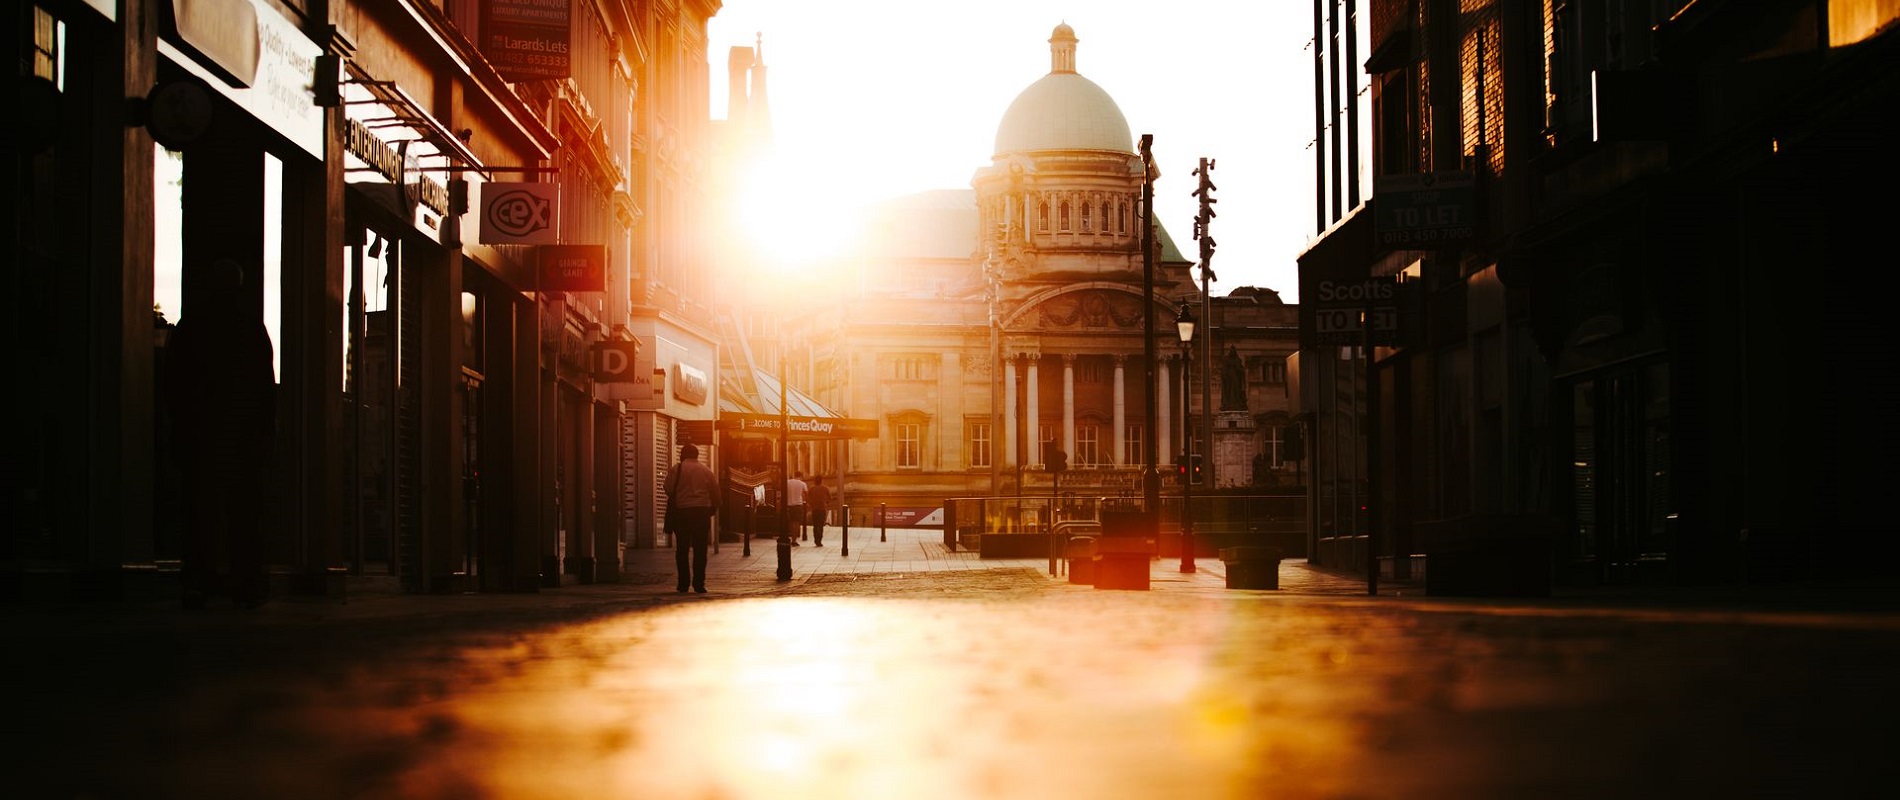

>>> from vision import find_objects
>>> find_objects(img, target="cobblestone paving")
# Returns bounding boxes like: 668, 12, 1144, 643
9, 530, 1900, 800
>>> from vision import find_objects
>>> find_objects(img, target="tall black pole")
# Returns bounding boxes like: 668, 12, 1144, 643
1363, 299, 1378, 596
1140, 134, 1159, 524
776, 339, 792, 581
1180, 337, 1194, 573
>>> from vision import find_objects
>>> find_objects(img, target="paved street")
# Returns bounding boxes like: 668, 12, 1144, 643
8, 527, 1900, 799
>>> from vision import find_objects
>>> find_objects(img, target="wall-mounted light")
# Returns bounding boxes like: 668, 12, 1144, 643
461, 291, 479, 325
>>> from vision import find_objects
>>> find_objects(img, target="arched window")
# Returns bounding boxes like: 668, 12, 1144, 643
1080, 201, 1092, 232
1118, 201, 1129, 234
1037, 201, 1050, 232
1059, 202, 1071, 232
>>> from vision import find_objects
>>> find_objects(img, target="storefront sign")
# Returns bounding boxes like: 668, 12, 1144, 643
156, 0, 321, 157
717, 413, 880, 440
162, 0, 258, 88
345, 118, 450, 216
673, 363, 709, 405
481, 0, 572, 81
480, 182, 560, 244
537, 244, 605, 292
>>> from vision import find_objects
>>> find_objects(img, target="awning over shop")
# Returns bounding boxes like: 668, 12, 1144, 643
717, 367, 877, 441
714, 364, 877, 438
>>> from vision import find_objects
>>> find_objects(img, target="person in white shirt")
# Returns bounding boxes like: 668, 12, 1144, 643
784, 471, 809, 545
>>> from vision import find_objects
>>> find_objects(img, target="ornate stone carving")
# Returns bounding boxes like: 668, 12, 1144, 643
1036, 290, 1143, 329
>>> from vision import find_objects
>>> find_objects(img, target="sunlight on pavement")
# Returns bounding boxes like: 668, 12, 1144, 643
390, 595, 1373, 800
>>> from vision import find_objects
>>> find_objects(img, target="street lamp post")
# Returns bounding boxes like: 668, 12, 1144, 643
1176, 304, 1197, 573
776, 338, 793, 581
1139, 134, 1160, 529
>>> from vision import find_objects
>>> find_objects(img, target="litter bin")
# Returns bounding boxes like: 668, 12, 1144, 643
1220, 546, 1283, 589
1067, 536, 1099, 585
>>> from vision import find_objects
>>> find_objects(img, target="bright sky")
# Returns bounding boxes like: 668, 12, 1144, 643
708, 0, 1317, 301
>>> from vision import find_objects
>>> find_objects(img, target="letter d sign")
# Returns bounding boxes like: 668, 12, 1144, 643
592, 341, 641, 383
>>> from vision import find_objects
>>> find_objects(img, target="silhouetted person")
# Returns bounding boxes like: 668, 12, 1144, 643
165, 259, 275, 609
808, 475, 831, 546
666, 443, 717, 593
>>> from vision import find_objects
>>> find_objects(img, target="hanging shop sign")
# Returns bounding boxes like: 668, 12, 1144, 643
480, 182, 560, 244
537, 244, 605, 292
592, 340, 642, 383
481, 0, 573, 81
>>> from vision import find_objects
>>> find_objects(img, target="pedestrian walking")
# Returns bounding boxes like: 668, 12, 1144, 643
808, 475, 831, 546
164, 258, 276, 609
785, 471, 809, 544
665, 443, 717, 593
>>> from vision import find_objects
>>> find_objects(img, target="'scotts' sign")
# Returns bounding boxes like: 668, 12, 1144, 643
538, 244, 605, 292
479, 182, 558, 244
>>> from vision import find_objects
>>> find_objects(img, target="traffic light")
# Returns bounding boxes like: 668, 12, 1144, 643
1174, 454, 1189, 485
1189, 454, 1204, 484
1044, 443, 1067, 474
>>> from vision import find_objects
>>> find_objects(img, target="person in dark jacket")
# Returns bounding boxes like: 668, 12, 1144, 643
165, 259, 276, 609
665, 443, 718, 593
808, 475, 831, 546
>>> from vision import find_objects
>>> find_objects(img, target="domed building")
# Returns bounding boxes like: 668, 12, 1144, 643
744, 24, 1300, 533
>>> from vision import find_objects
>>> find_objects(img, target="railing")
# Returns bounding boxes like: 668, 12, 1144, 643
943, 493, 1308, 558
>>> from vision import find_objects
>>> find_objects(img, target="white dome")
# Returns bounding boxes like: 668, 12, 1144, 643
991, 24, 1133, 157
993, 73, 1133, 156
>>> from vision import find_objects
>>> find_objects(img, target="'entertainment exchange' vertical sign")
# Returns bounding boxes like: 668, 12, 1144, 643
482, 0, 572, 81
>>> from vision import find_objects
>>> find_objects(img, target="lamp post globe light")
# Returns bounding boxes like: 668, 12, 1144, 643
1175, 303, 1196, 573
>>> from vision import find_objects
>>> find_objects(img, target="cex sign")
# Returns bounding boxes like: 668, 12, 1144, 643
479, 182, 559, 244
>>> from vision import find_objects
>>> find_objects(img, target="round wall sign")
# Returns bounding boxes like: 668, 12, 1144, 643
147, 79, 215, 150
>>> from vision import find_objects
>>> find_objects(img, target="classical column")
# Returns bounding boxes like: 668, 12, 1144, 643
1112, 355, 1126, 466
1025, 353, 1040, 467
1061, 354, 1076, 460
1004, 356, 1018, 468
1158, 356, 1173, 462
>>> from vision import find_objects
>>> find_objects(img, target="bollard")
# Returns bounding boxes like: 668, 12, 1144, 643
776, 532, 792, 581
841, 504, 851, 557
776, 504, 793, 581
880, 503, 887, 542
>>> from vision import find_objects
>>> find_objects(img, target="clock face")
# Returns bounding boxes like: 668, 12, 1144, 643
147, 79, 215, 150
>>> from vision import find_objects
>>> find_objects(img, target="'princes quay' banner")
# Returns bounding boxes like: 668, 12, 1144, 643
717, 413, 879, 440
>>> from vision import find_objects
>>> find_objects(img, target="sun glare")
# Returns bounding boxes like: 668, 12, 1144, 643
732, 154, 864, 277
